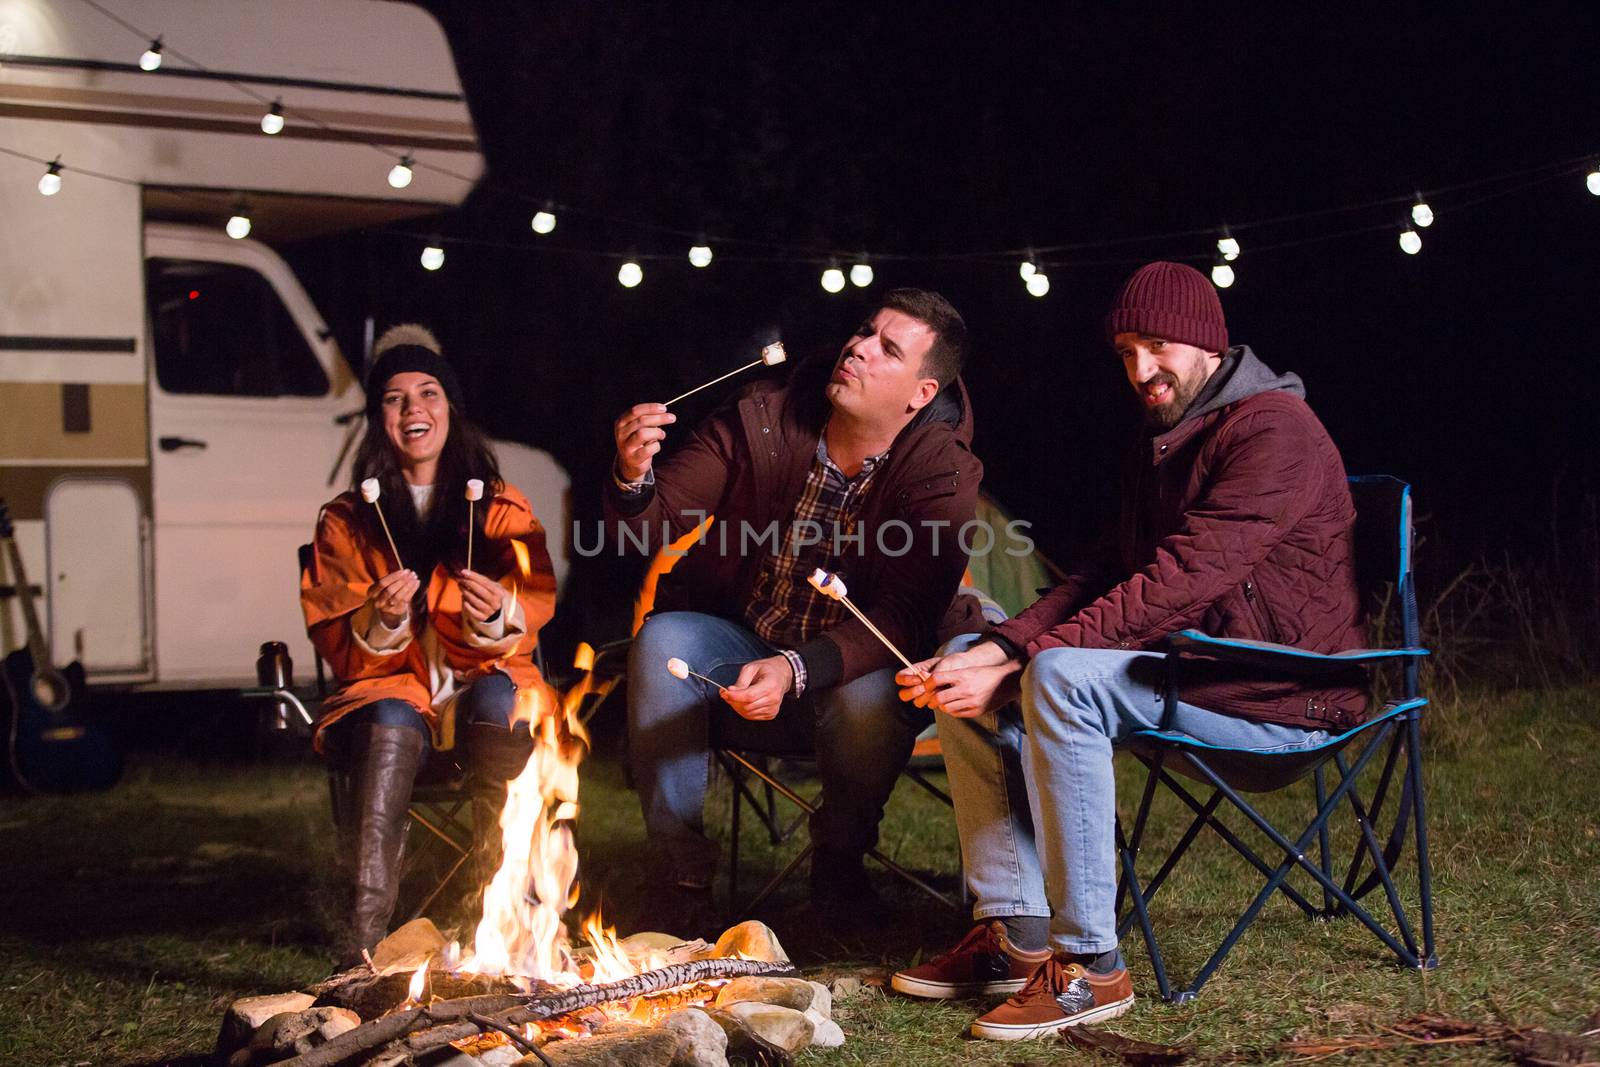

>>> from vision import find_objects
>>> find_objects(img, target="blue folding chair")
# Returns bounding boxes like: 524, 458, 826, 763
1115, 475, 1438, 1002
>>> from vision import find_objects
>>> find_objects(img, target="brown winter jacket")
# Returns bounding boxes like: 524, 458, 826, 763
603, 355, 986, 691
992, 347, 1368, 729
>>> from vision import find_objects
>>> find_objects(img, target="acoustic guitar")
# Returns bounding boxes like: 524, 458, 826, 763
0, 499, 121, 792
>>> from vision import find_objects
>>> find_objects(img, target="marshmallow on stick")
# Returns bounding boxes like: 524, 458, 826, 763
807, 568, 924, 674
666, 657, 723, 689
360, 478, 405, 571
664, 341, 786, 408
464, 478, 484, 570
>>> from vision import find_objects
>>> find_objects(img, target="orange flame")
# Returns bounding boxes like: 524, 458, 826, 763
457, 638, 629, 989
511, 538, 531, 577
407, 961, 428, 1003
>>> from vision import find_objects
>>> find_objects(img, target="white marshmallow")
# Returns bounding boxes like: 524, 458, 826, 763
360, 478, 381, 503
465, 478, 484, 502
666, 657, 690, 680
807, 568, 847, 600
761, 341, 787, 366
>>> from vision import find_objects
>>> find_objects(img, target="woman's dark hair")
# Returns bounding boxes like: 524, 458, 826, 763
351, 398, 502, 603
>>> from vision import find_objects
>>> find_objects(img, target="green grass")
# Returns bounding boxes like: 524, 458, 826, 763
2, 686, 1597, 1065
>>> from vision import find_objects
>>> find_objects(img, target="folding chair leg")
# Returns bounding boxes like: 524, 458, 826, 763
740, 843, 813, 917
1314, 765, 1335, 917
1116, 817, 1176, 1002
1333, 753, 1419, 960
1116, 790, 1222, 939
1115, 753, 1166, 918
1407, 714, 1439, 968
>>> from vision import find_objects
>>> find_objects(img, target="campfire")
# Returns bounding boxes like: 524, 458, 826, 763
217, 649, 844, 1067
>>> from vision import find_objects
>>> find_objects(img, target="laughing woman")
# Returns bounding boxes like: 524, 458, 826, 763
300, 324, 556, 965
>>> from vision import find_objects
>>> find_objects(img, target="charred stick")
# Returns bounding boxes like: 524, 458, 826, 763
505, 958, 796, 1024
274, 992, 522, 1067
468, 1011, 554, 1063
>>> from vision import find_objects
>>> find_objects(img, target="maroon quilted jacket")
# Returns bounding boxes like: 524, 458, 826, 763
604, 354, 986, 691
992, 347, 1367, 729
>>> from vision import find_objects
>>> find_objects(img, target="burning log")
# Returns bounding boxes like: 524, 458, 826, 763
277, 957, 796, 1067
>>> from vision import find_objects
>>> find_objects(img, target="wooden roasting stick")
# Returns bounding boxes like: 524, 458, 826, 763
806, 568, 926, 676
277, 958, 797, 1067
663, 341, 787, 408
360, 479, 405, 572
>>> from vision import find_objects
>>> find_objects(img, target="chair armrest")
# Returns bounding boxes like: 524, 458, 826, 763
1167, 629, 1428, 675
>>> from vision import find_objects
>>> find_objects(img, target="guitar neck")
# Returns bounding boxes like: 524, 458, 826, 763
2, 533, 51, 668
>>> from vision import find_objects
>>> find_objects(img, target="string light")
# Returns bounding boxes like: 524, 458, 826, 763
618, 259, 643, 288
820, 262, 846, 293
1411, 196, 1434, 228
37, 157, 62, 196
849, 258, 874, 287
688, 239, 713, 268
260, 99, 284, 135
1398, 225, 1422, 255
1587, 163, 1600, 196
420, 243, 445, 271
1019, 251, 1037, 280
1217, 230, 1241, 261
1211, 261, 1235, 288
1025, 270, 1050, 297
138, 37, 163, 71
225, 205, 251, 240
531, 204, 556, 234
387, 155, 414, 189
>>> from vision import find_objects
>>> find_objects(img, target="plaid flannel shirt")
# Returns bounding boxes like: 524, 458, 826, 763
744, 435, 887, 695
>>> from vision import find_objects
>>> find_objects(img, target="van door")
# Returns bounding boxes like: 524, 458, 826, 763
144, 227, 356, 685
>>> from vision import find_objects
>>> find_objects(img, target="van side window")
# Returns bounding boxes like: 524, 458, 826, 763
147, 258, 329, 397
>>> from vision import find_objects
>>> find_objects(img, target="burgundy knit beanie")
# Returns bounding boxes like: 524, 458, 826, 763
1104, 261, 1228, 353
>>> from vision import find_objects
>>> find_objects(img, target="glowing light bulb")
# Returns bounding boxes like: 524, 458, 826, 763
1586, 166, 1600, 196
1019, 259, 1037, 280
850, 262, 874, 287
139, 38, 162, 71
531, 206, 556, 234
387, 156, 414, 189
1217, 234, 1241, 261
420, 245, 445, 271
37, 159, 62, 196
618, 260, 643, 288
688, 244, 713, 268
1412, 200, 1434, 228
1398, 228, 1422, 255
820, 266, 846, 293
261, 100, 284, 135
1026, 271, 1050, 297
225, 214, 251, 240
1211, 263, 1235, 288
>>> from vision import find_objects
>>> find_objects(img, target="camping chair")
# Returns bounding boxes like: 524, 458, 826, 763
1114, 475, 1438, 1002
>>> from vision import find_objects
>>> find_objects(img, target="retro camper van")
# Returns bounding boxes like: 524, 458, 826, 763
0, 0, 568, 695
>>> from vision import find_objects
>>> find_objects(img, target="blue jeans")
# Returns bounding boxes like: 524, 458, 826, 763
336, 671, 518, 768
937, 635, 1329, 954
628, 611, 932, 883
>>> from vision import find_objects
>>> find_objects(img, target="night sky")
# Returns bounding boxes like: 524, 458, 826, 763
286, 3, 1599, 645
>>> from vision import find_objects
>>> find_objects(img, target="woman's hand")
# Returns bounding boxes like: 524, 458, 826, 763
458, 569, 505, 624
368, 569, 419, 629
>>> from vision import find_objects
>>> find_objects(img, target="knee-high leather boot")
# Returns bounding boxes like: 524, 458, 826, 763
341, 723, 426, 966
465, 721, 534, 884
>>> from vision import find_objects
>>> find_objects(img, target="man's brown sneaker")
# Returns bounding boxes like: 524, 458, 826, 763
969, 956, 1134, 1040
891, 920, 1053, 999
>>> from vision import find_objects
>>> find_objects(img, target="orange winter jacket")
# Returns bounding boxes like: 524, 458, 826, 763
300, 484, 557, 750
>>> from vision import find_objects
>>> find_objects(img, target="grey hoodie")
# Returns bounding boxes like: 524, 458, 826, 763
1180, 345, 1305, 426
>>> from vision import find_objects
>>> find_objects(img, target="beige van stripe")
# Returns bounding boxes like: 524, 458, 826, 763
0, 384, 147, 463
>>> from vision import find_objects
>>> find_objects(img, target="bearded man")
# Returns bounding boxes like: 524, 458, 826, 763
890, 261, 1365, 1039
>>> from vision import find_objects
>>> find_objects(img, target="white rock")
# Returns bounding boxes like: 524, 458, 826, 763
660, 1007, 729, 1067
216, 992, 316, 1057
810, 1018, 846, 1048
709, 920, 788, 963
714, 976, 823, 1015
714, 1002, 814, 1054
